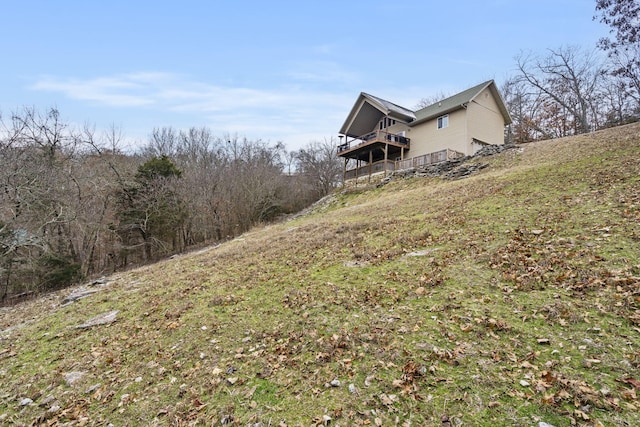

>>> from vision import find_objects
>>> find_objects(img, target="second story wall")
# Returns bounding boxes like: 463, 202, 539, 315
406, 108, 468, 158
466, 87, 506, 152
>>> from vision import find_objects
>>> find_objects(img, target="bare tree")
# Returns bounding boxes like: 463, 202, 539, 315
515, 46, 604, 135
294, 137, 342, 199
1, 110, 344, 300
415, 90, 451, 110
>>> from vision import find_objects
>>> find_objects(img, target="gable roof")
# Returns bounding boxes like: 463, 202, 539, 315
339, 80, 512, 137
412, 80, 512, 126
362, 93, 416, 120
339, 92, 416, 137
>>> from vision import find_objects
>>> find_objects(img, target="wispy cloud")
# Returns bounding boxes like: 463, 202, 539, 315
29, 72, 353, 149
286, 60, 359, 84
29, 73, 175, 107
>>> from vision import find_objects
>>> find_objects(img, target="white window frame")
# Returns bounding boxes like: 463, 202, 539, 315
437, 114, 449, 129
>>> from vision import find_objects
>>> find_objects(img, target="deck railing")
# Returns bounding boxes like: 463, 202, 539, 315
337, 130, 410, 154
395, 149, 464, 170
343, 148, 466, 181
343, 160, 395, 180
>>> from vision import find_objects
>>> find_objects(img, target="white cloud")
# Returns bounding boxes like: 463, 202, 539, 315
30, 74, 162, 107
286, 60, 359, 84
29, 72, 353, 150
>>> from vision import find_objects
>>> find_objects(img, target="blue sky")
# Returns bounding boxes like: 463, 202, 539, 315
0, 0, 608, 151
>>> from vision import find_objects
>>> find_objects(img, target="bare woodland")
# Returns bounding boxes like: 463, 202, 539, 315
0, 112, 341, 302
1, 1, 638, 302
502, 0, 640, 142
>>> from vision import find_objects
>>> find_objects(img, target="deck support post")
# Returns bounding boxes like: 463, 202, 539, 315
383, 143, 389, 177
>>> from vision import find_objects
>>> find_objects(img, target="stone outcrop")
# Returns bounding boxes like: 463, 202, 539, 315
378, 143, 514, 186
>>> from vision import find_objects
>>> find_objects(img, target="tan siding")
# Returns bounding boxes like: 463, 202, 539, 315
406, 108, 468, 157
467, 87, 505, 152
386, 122, 410, 134
405, 87, 506, 158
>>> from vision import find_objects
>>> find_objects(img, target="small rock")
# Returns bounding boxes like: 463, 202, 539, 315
519, 380, 530, 387
86, 383, 102, 394
531, 229, 544, 235
61, 288, 99, 306
330, 379, 341, 387
365, 375, 375, 387
76, 310, 118, 329
19, 398, 33, 406
90, 277, 109, 286
348, 383, 358, 394
38, 395, 55, 407
65, 371, 85, 386
538, 422, 556, 427
48, 405, 61, 413
406, 249, 435, 257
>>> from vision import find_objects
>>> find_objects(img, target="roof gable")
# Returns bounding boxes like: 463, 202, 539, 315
362, 93, 416, 120
339, 80, 512, 137
339, 92, 415, 137
412, 80, 511, 126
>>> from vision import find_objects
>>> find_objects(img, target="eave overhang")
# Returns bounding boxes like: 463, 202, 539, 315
339, 92, 416, 138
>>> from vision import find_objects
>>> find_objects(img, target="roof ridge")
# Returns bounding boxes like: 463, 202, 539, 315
415, 80, 493, 112
362, 92, 416, 116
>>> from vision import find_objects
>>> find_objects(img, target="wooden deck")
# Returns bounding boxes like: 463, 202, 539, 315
342, 148, 465, 181
337, 130, 410, 163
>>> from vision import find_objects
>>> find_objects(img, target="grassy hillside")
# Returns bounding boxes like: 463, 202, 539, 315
1, 123, 639, 426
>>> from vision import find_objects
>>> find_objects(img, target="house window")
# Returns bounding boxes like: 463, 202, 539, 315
437, 115, 448, 129
379, 118, 397, 129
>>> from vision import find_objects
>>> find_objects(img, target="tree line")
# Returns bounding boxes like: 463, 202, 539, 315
0, 110, 342, 303
501, 0, 640, 142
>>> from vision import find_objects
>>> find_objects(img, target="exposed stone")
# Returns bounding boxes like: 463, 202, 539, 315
444, 162, 489, 179
19, 397, 33, 406
344, 260, 367, 268
87, 383, 102, 394
380, 144, 515, 186
65, 371, 85, 386
61, 288, 100, 306
38, 395, 55, 407
405, 249, 439, 257
76, 310, 119, 329
89, 277, 110, 287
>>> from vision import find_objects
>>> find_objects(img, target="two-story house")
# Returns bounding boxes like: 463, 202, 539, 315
337, 80, 512, 180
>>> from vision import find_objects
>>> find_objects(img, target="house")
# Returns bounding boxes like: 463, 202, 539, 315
337, 80, 512, 180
